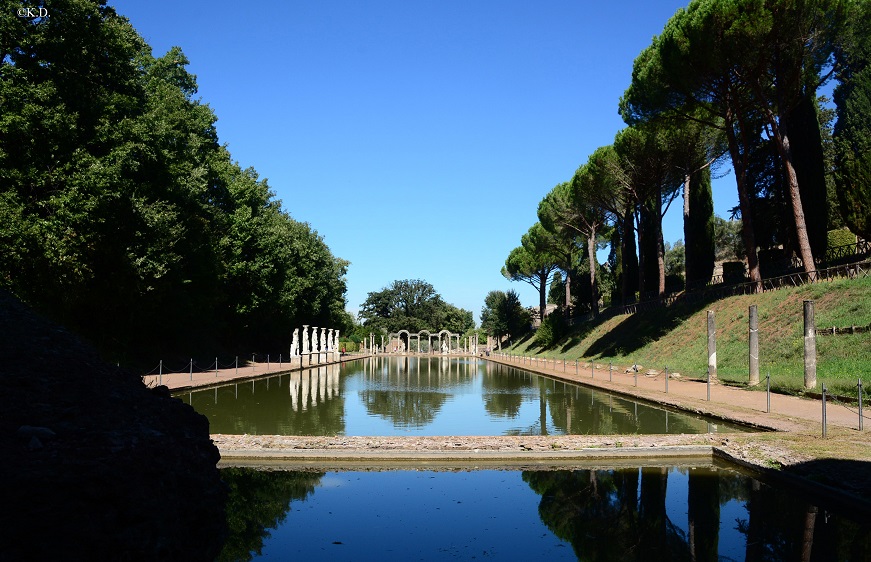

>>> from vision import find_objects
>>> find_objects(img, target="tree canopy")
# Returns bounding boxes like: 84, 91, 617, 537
358, 279, 474, 335
0, 0, 350, 363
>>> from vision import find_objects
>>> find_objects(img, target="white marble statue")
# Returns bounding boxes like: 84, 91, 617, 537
320, 327, 327, 353
290, 328, 299, 357
302, 325, 310, 355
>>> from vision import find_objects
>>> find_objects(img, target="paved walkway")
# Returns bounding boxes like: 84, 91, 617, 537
486, 354, 866, 433
142, 353, 373, 392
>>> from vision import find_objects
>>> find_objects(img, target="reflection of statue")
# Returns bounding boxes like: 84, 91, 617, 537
290, 329, 299, 357
302, 325, 310, 354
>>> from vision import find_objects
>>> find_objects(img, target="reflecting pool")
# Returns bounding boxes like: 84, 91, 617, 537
217, 464, 871, 561
178, 357, 751, 435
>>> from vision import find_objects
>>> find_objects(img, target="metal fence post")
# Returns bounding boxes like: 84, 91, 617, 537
665, 366, 668, 393
189, 358, 193, 381
609, 361, 612, 382
159, 359, 163, 386
822, 384, 828, 438
634, 363, 638, 387
766, 372, 771, 413
215, 357, 218, 378
591, 362, 594, 379
235, 356, 238, 376
859, 378, 864, 431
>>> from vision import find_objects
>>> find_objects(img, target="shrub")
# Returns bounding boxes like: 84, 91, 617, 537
534, 314, 565, 348
827, 228, 856, 251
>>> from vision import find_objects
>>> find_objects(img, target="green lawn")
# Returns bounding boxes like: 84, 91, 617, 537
504, 276, 871, 397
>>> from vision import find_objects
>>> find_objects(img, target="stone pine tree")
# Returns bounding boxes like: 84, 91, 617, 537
621, 0, 848, 286
586, 145, 639, 305
502, 223, 560, 324
538, 174, 606, 317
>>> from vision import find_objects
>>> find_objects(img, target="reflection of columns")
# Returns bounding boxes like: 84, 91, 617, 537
290, 372, 299, 411
318, 366, 326, 402
300, 371, 309, 411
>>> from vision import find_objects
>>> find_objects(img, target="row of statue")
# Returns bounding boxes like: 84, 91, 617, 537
289, 325, 340, 357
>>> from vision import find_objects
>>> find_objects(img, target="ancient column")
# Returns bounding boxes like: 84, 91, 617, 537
707, 311, 717, 381
749, 305, 759, 386
804, 300, 817, 389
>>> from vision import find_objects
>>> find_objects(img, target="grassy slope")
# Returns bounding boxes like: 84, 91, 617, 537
505, 276, 871, 396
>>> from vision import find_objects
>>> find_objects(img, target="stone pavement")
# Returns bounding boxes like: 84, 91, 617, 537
142, 353, 372, 392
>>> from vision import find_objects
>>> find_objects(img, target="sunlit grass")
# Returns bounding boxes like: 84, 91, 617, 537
505, 276, 871, 397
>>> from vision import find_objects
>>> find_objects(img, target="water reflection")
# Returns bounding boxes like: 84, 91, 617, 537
217, 466, 871, 561
179, 357, 750, 435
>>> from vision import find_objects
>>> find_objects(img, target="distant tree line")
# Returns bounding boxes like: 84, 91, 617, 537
500, 0, 870, 323
357, 279, 475, 337
0, 1, 352, 364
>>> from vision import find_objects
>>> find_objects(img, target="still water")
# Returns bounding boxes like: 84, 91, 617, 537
217, 464, 871, 561
178, 357, 751, 435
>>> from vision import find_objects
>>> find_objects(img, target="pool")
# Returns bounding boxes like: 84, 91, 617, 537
178, 357, 751, 435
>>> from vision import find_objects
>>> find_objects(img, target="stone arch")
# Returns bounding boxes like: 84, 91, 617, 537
417, 330, 432, 353
397, 329, 410, 353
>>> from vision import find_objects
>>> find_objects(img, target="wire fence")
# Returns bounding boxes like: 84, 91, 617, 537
490, 351, 868, 436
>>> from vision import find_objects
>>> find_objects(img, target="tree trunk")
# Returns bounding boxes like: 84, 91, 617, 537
726, 114, 762, 292
655, 197, 666, 297
538, 272, 547, 326
683, 172, 692, 287
587, 230, 599, 317
778, 130, 817, 274
787, 95, 828, 260
564, 272, 571, 312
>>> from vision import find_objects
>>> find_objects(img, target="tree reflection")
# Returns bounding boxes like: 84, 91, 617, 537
734, 474, 871, 561
358, 390, 448, 428
481, 366, 527, 418
524, 468, 691, 561
217, 468, 324, 562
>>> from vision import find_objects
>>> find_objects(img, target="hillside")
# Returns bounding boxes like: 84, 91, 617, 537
507, 276, 871, 396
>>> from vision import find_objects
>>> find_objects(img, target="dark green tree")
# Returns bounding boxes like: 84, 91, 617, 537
358, 279, 473, 335
502, 223, 560, 323
480, 289, 529, 347
834, 0, 871, 240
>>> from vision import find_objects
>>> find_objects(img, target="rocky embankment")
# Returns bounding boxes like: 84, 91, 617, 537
0, 292, 226, 561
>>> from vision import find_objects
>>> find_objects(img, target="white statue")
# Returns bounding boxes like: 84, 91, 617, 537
333, 330, 340, 351
302, 325, 310, 355
290, 329, 299, 357
320, 327, 327, 353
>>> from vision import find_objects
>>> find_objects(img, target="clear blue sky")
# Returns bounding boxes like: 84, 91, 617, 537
112, 0, 739, 323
